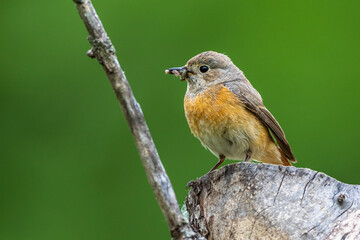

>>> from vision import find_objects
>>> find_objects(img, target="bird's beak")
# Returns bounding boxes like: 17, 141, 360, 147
165, 66, 187, 81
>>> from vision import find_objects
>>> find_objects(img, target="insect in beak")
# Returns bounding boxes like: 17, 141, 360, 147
165, 66, 187, 81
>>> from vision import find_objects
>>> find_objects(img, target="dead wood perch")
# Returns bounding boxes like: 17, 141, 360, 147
186, 163, 360, 240
72, 1, 360, 239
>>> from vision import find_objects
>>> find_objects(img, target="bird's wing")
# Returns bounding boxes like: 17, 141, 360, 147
223, 80, 296, 162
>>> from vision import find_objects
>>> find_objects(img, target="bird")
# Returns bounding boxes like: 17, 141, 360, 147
165, 51, 296, 172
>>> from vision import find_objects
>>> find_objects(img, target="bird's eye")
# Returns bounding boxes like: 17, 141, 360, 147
199, 66, 209, 73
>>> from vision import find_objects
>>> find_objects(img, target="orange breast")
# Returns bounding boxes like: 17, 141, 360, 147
185, 85, 249, 135
184, 85, 269, 146
184, 84, 285, 164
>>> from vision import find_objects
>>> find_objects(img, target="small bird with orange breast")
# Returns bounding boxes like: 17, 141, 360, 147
165, 51, 296, 172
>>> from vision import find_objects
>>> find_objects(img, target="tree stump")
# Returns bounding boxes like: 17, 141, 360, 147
186, 163, 360, 240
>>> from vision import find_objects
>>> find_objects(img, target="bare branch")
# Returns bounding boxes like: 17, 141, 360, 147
72, 0, 203, 238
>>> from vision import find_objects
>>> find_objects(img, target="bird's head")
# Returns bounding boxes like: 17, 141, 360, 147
165, 51, 241, 92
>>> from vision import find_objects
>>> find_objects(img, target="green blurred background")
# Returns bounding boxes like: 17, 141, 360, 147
1, 0, 359, 239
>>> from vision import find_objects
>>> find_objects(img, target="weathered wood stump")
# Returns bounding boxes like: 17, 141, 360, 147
186, 163, 360, 240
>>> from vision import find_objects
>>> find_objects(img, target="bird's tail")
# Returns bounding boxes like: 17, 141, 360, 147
278, 147, 292, 166
258, 144, 293, 166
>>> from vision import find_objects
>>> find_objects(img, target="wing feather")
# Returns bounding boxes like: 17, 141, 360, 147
224, 80, 296, 162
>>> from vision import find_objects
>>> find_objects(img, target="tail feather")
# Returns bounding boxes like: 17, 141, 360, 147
278, 147, 292, 166
256, 142, 293, 166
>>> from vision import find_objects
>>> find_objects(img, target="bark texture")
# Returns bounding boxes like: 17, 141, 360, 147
186, 163, 360, 240
73, 0, 203, 239
73, 1, 360, 239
